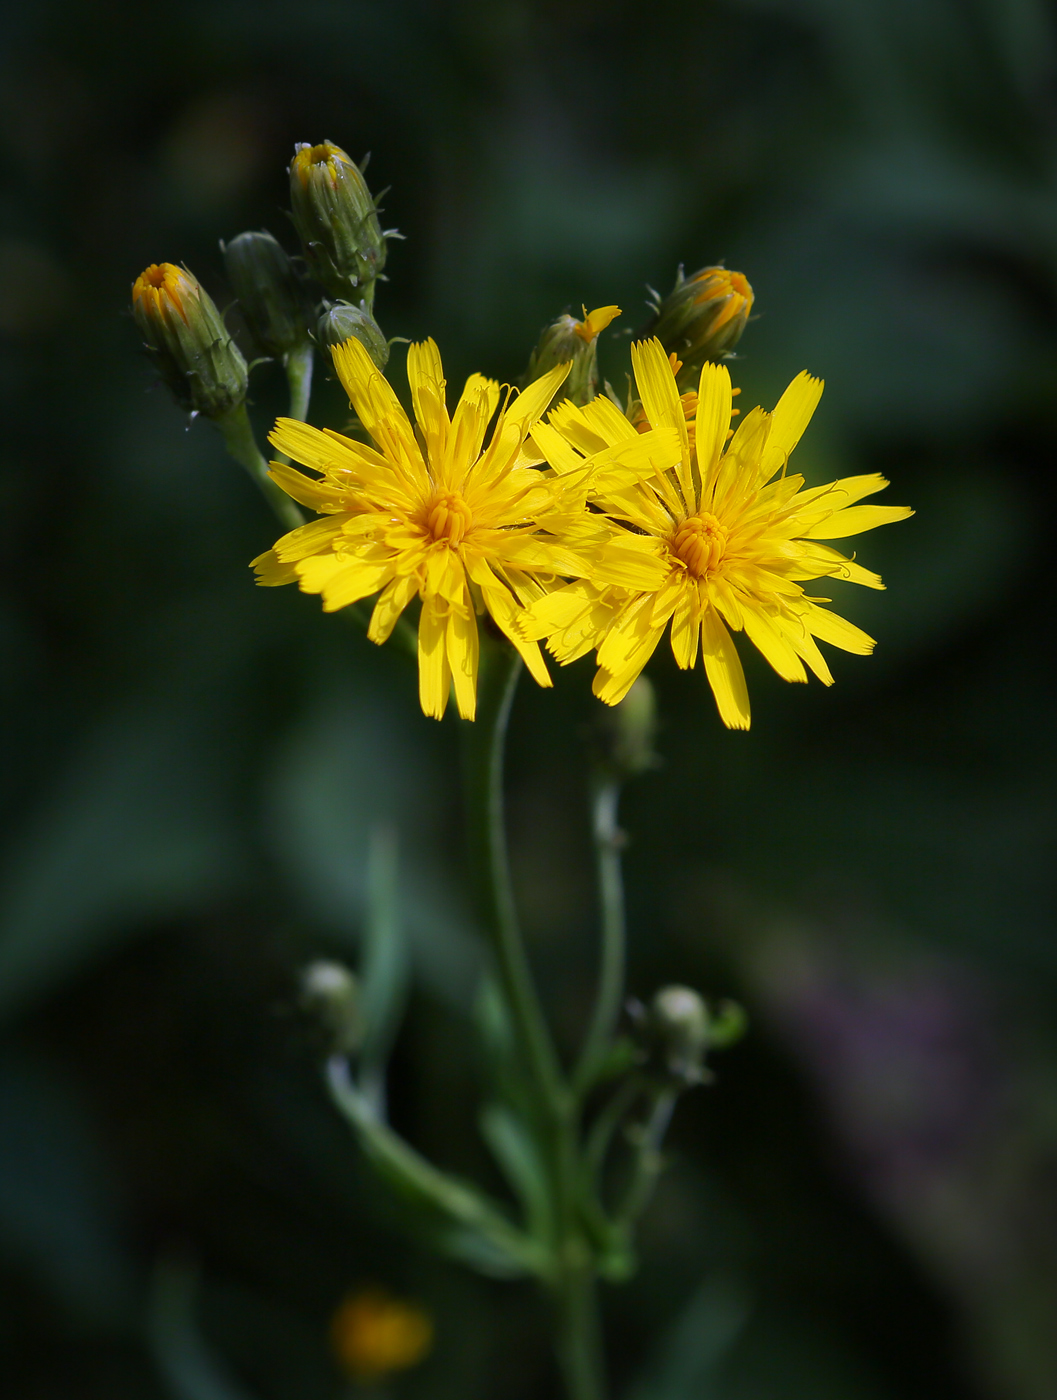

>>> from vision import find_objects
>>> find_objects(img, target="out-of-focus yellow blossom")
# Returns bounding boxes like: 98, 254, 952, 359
330, 1288, 433, 1382
252, 337, 665, 720
525, 339, 912, 729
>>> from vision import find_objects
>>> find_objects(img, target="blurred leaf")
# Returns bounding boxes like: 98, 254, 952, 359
627, 1274, 750, 1400
0, 1050, 136, 1326
326, 1058, 548, 1281
358, 823, 411, 1103
266, 687, 482, 1009
479, 1103, 552, 1242
148, 1259, 259, 1400
0, 702, 243, 1022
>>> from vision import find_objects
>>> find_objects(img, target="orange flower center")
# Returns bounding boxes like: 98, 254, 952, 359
426, 492, 473, 546
671, 512, 727, 578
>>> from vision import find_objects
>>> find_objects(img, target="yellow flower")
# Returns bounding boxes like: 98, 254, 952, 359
252, 337, 646, 721
526, 339, 912, 729
330, 1288, 433, 1381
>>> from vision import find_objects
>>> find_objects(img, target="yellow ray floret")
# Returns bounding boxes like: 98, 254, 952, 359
251, 337, 665, 721
524, 339, 913, 729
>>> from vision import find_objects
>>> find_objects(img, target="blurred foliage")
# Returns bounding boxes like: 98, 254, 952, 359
2, 0, 1057, 1396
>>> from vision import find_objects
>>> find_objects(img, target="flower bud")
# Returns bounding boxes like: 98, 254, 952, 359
316, 299, 389, 369
221, 230, 313, 361
645, 265, 753, 388
629, 985, 712, 1086
131, 262, 248, 419
592, 675, 658, 781
289, 141, 389, 305
524, 304, 620, 407
299, 959, 363, 1055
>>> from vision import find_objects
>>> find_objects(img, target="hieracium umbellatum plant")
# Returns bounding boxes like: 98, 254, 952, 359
131, 136, 912, 1400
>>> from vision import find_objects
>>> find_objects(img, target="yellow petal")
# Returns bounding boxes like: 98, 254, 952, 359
759, 371, 823, 483
741, 606, 807, 683
407, 338, 450, 474
504, 362, 572, 432
695, 362, 733, 495
530, 421, 583, 476
252, 549, 299, 586
417, 600, 451, 719
368, 572, 420, 644
801, 504, 914, 539
446, 602, 479, 720
272, 515, 347, 562
701, 609, 750, 729
669, 586, 701, 670
803, 601, 876, 655
579, 394, 639, 445
631, 339, 687, 446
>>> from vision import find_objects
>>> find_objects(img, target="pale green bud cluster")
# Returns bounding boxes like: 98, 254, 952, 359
289, 141, 390, 307
131, 263, 248, 420
132, 137, 401, 425
222, 230, 313, 362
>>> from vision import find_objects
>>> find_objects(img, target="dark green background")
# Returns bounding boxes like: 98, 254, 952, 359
2, 1, 1056, 1396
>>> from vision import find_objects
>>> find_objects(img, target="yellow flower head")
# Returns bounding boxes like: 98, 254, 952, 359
526, 339, 912, 729
330, 1288, 433, 1381
253, 337, 614, 720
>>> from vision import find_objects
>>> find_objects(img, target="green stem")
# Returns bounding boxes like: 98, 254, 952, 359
217, 402, 304, 532
612, 1087, 677, 1228
462, 634, 565, 1118
555, 1268, 606, 1400
463, 635, 608, 1400
574, 776, 626, 1093
285, 340, 314, 423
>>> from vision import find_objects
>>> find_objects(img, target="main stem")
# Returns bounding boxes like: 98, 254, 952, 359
284, 341, 314, 424
462, 635, 606, 1400
575, 776, 626, 1092
462, 637, 564, 1115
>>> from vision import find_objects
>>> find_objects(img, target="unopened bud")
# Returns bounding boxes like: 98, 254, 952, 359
289, 141, 389, 305
299, 960, 363, 1055
316, 299, 389, 369
524, 304, 620, 407
132, 262, 248, 419
593, 676, 658, 781
222, 230, 313, 361
646, 265, 753, 388
630, 987, 746, 1085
